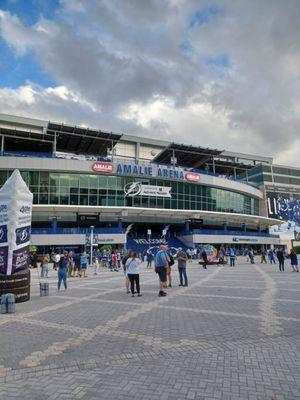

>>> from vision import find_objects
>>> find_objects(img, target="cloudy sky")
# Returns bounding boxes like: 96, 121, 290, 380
0, 0, 299, 166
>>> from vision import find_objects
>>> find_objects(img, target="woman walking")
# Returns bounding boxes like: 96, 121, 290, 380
125, 251, 142, 297
58, 252, 69, 290
41, 253, 50, 277
289, 249, 299, 272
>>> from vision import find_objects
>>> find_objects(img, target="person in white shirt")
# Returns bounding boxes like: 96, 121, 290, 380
125, 252, 142, 297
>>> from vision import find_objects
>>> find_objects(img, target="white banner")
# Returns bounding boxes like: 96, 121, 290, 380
0, 170, 33, 275
124, 182, 171, 197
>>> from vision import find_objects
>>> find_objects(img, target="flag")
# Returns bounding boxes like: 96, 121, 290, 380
126, 224, 134, 234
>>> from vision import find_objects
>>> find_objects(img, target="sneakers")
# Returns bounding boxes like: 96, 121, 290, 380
158, 291, 167, 297
178, 284, 183, 286
137, 294, 142, 297
168, 284, 172, 288
132, 294, 135, 297
183, 284, 188, 287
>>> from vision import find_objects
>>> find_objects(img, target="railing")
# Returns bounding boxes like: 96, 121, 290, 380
0, 150, 259, 188
31, 227, 125, 234
190, 229, 279, 238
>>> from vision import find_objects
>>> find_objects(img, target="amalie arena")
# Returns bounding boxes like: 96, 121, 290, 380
0, 113, 284, 254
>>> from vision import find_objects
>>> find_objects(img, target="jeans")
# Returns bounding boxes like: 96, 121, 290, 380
178, 266, 188, 285
230, 258, 235, 267
270, 257, 276, 264
58, 268, 67, 289
41, 264, 49, 277
279, 260, 284, 272
147, 260, 152, 268
127, 274, 140, 294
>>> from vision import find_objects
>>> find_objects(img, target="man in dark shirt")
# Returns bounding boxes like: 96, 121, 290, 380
276, 248, 285, 272
201, 247, 208, 269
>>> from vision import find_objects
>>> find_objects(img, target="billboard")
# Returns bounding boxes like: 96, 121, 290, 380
267, 191, 300, 235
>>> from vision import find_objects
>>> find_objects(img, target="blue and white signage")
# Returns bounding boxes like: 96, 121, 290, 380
124, 182, 171, 198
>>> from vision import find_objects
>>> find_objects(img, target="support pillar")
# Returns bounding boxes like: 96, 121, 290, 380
223, 222, 228, 232
242, 223, 247, 233
117, 218, 123, 231
184, 220, 190, 235
51, 217, 57, 234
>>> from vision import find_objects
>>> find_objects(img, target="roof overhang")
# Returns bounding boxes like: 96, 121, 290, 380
152, 142, 222, 168
32, 205, 281, 227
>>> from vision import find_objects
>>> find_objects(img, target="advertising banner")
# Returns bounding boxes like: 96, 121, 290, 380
124, 182, 171, 197
267, 191, 300, 235
0, 170, 33, 275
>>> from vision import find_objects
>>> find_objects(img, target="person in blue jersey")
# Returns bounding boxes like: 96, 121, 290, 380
289, 249, 299, 272
81, 251, 88, 277
155, 245, 170, 297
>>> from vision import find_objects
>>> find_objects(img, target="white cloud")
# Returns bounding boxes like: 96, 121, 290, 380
0, 0, 299, 166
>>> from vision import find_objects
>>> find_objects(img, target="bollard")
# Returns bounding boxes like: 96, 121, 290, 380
40, 282, 49, 297
1, 293, 16, 314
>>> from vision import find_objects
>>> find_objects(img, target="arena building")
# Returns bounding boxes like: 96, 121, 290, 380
0, 113, 291, 253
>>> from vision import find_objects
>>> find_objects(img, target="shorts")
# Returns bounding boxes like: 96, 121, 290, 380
156, 266, 167, 282
81, 264, 87, 270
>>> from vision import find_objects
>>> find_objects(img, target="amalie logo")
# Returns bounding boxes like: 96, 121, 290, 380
185, 172, 200, 183
92, 162, 114, 173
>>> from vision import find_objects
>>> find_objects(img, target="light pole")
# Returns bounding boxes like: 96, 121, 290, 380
90, 225, 94, 267
147, 229, 152, 252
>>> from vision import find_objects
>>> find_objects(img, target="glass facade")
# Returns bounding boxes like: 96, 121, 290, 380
0, 170, 259, 215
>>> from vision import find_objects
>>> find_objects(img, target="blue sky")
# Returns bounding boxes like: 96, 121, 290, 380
0, 0, 299, 166
0, 0, 59, 88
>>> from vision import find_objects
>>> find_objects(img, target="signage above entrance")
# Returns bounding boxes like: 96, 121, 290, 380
124, 182, 171, 198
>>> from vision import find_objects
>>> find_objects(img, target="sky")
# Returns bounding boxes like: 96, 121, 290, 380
0, 0, 299, 166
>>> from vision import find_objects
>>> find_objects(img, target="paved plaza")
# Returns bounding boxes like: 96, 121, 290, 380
0, 260, 299, 400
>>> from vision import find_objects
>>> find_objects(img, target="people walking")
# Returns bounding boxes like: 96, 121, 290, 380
201, 247, 208, 269
248, 248, 255, 264
58, 252, 68, 290
121, 250, 132, 293
72, 252, 81, 277
81, 251, 88, 277
93, 256, 100, 275
146, 251, 154, 268
126, 252, 142, 297
155, 245, 169, 297
289, 249, 299, 272
177, 247, 188, 286
229, 247, 236, 267
261, 249, 267, 264
41, 253, 50, 277
276, 248, 285, 272
268, 249, 276, 264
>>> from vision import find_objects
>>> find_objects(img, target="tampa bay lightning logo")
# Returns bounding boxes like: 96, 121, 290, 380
16, 226, 30, 245
0, 225, 8, 243
20, 229, 28, 242
124, 182, 142, 197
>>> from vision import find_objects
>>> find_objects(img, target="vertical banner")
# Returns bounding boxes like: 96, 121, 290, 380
0, 170, 33, 275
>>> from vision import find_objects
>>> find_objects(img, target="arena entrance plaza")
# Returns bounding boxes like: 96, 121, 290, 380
0, 258, 299, 400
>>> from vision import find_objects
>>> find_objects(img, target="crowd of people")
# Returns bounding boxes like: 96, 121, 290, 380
30, 244, 299, 294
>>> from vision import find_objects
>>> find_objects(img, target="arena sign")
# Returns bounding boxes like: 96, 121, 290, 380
124, 182, 171, 198
92, 160, 188, 181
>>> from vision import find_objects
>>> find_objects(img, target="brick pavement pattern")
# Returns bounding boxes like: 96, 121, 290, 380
0, 260, 299, 399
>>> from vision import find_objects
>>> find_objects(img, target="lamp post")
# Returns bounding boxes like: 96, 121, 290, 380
90, 225, 94, 267
147, 229, 151, 252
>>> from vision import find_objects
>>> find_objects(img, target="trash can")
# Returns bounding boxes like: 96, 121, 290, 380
40, 282, 49, 297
